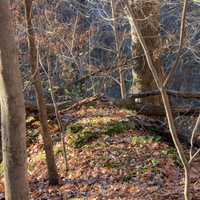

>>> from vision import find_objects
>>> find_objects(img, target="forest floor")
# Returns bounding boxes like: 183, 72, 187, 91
1, 98, 200, 200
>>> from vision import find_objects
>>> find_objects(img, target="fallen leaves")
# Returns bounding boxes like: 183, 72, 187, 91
0, 101, 197, 199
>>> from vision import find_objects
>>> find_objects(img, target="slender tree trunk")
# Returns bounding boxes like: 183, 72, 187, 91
47, 53, 69, 173
24, 0, 59, 185
111, 0, 126, 99
119, 67, 126, 99
0, 1, 29, 199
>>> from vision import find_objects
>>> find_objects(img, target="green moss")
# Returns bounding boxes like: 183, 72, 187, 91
28, 163, 35, 172
104, 121, 127, 136
67, 124, 98, 148
67, 118, 135, 148
132, 135, 161, 146
161, 147, 182, 167
121, 159, 160, 182
81, 116, 115, 126
151, 159, 160, 167
70, 123, 84, 133
35, 152, 46, 161
26, 129, 40, 146
135, 165, 149, 175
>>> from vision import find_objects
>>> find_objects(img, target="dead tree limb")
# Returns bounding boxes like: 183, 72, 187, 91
25, 88, 200, 116
129, 90, 200, 100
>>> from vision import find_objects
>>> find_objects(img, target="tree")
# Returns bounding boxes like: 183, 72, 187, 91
123, 0, 200, 199
0, 0, 29, 199
128, 0, 165, 105
111, 0, 126, 99
24, 0, 59, 185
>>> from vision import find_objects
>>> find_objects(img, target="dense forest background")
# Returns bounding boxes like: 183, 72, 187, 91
13, 0, 199, 101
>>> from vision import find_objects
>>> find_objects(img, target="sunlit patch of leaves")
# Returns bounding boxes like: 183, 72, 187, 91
53, 145, 63, 156
28, 151, 46, 173
132, 135, 162, 147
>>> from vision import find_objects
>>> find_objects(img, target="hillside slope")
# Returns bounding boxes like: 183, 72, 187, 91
1, 99, 200, 200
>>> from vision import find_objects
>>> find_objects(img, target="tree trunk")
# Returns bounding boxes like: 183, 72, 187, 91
24, 0, 59, 185
111, 0, 126, 99
124, 1, 191, 198
129, 0, 164, 105
0, 1, 29, 199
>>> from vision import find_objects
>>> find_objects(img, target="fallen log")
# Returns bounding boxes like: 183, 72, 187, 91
60, 95, 102, 112
25, 100, 69, 113
25, 89, 200, 116
114, 99, 200, 116
25, 95, 102, 114
128, 90, 200, 100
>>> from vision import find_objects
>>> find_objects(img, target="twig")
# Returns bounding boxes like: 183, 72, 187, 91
163, 0, 188, 87
189, 148, 200, 164
190, 114, 200, 159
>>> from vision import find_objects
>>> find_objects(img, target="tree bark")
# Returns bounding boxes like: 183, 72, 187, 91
0, 1, 29, 199
129, 0, 164, 105
24, 0, 59, 185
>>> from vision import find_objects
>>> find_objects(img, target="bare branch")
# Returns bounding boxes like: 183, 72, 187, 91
163, 0, 189, 87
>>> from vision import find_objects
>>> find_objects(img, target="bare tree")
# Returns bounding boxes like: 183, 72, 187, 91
0, 0, 29, 199
111, 0, 126, 99
24, 0, 59, 185
123, 0, 200, 199
46, 50, 68, 173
